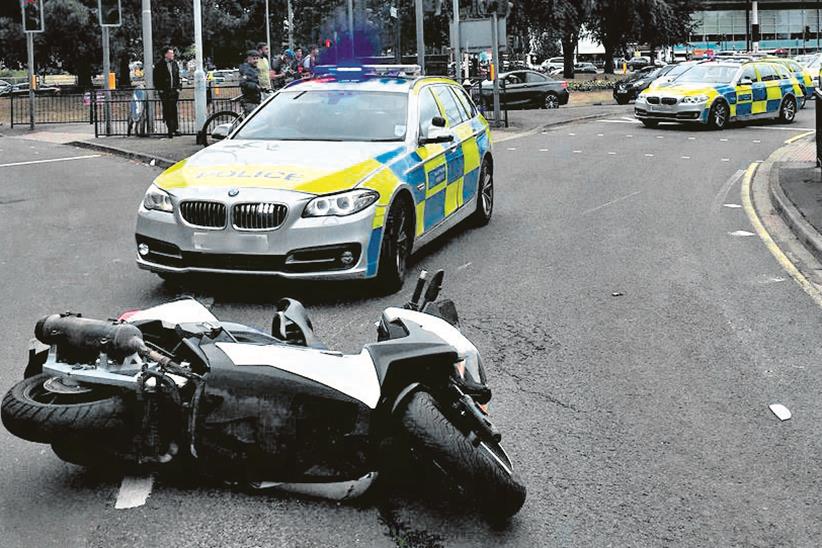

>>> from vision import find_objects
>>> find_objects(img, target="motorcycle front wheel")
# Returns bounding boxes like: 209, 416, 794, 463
1, 374, 130, 444
400, 391, 526, 520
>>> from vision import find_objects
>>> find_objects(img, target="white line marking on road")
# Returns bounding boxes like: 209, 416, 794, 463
721, 158, 730, 162
115, 475, 154, 509
621, 116, 635, 122
568, 132, 576, 136
506, 147, 517, 151
626, 134, 633, 138
730, 230, 756, 237
681, 156, 691, 159
0, 154, 101, 168
688, 137, 696, 140
573, 150, 582, 153
644, 153, 654, 157
582, 190, 642, 216
656, 135, 664, 139
750, 126, 814, 132
598, 119, 638, 124
608, 151, 617, 155
720, 138, 728, 142
713, 170, 745, 215
457, 262, 472, 271
597, 133, 604, 136
759, 276, 787, 284
723, 203, 742, 208
753, 139, 761, 143
539, 148, 549, 152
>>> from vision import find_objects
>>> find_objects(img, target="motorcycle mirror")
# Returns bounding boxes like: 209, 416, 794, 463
437, 299, 460, 327
421, 269, 445, 309
408, 270, 428, 310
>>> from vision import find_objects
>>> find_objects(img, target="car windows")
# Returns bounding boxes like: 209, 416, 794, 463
757, 63, 777, 81
740, 65, 758, 83
776, 65, 791, 79
431, 85, 465, 126
525, 71, 547, 83
452, 86, 477, 119
418, 87, 442, 137
505, 73, 524, 84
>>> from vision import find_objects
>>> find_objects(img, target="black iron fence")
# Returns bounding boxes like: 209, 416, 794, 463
92, 86, 241, 137
465, 77, 509, 128
8, 90, 103, 126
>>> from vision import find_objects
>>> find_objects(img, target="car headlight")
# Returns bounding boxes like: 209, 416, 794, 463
303, 189, 379, 218
142, 184, 174, 213
682, 95, 709, 104
632, 80, 645, 88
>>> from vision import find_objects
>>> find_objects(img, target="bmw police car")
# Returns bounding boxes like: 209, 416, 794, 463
634, 61, 803, 129
136, 65, 493, 292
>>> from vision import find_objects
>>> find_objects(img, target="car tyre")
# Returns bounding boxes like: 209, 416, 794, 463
779, 96, 797, 123
470, 159, 494, 227
708, 100, 729, 130
374, 197, 413, 295
641, 120, 658, 128
543, 92, 560, 109
615, 96, 629, 105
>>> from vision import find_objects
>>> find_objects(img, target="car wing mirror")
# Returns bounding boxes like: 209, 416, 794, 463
739, 77, 753, 86
211, 123, 232, 141
420, 118, 454, 145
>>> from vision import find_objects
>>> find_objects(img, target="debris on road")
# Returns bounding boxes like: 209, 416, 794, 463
769, 403, 792, 421
611, 292, 624, 297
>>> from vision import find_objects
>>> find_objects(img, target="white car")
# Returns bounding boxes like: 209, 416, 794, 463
540, 57, 564, 72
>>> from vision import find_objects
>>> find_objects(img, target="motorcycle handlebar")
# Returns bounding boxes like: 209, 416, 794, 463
35, 314, 146, 360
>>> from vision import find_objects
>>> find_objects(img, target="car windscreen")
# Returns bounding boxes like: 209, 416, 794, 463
675, 65, 738, 84
234, 90, 409, 142
666, 63, 694, 80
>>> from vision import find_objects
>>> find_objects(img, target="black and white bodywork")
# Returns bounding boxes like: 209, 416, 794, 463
2, 271, 525, 520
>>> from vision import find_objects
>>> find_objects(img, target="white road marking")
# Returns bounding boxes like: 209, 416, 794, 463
539, 148, 548, 152
749, 125, 814, 132
752, 139, 761, 143
621, 116, 635, 122
598, 119, 638, 124
721, 158, 730, 162
712, 170, 745, 214
568, 132, 576, 136
688, 137, 696, 140
115, 475, 154, 509
723, 203, 743, 208
506, 147, 517, 151
582, 190, 642, 215
656, 135, 664, 139
626, 134, 633, 138
608, 151, 617, 155
720, 138, 728, 142
644, 153, 654, 157
758, 276, 787, 284
573, 150, 582, 153
730, 230, 755, 237
0, 154, 101, 168
457, 262, 472, 271
597, 133, 604, 136
681, 156, 691, 159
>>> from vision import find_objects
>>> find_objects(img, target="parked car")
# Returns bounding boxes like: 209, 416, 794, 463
574, 62, 598, 74
9, 83, 60, 95
0, 79, 12, 96
481, 70, 569, 109
627, 57, 652, 71
613, 65, 672, 104
207, 69, 239, 84
763, 57, 814, 107
539, 57, 564, 73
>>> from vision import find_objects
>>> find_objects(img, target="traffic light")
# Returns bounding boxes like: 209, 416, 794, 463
323, 38, 333, 49
98, 0, 121, 26
21, 0, 44, 33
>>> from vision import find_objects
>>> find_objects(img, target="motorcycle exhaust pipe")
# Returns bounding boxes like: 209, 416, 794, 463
35, 314, 146, 361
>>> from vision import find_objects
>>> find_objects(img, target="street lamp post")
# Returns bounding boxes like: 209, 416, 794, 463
193, 0, 206, 132
415, 0, 425, 72
141, 0, 154, 132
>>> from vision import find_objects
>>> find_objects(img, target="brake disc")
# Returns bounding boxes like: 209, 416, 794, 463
43, 376, 94, 395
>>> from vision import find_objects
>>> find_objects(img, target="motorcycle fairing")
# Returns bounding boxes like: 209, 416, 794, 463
126, 297, 218, 329
215, 342, 380, 409
194, 344, 373, 483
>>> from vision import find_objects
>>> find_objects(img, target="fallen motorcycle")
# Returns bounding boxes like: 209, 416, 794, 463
2, 270, 525, 519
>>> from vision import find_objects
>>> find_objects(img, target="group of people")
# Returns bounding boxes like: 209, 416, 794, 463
238, 42, 321, 114
150, 42, 324, 138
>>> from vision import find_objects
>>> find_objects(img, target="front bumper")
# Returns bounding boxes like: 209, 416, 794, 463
634, 96, 707, 124
135, 188, 381, 280
613, 86, 638, 101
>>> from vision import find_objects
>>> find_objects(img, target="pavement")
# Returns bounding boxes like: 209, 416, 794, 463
5, 104, 822, 546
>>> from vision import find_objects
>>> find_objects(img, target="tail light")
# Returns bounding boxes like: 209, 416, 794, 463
117, 309, 141, 322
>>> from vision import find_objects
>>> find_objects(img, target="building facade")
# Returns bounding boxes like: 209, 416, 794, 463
686, 1, 822, 53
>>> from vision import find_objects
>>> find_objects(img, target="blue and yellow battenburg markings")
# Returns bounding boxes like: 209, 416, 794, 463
360, 83, 491, 277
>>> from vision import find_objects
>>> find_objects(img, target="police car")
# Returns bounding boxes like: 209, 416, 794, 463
634, 61, 803, 129
136, 65, 493, 292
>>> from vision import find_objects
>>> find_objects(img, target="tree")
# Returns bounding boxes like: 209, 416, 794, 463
589, 0, 637, 74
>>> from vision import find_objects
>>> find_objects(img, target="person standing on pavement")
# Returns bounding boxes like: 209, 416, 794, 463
153, 46, 182, 138
271, 49, 295, 89
238, 50, 262, 115
302, 45, 319, 77
256, 42, 273, 94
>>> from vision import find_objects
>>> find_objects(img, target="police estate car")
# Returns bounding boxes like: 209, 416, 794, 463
634, 61, 803, 129
136, 66, 493, 292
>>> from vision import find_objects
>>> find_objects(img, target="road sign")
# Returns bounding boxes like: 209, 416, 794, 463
390, 6, 398, 18
21, 0, 44, 33
98, 0, 121, 27
456, 18, 506, 52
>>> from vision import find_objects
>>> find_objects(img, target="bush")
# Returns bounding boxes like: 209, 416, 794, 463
567, 79, 616, 92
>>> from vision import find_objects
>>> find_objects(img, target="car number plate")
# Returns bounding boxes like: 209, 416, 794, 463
192, 232, 269, 252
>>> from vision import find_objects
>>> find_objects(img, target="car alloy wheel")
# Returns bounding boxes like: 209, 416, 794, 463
711, 101, 728, 129
480, 168, 493, 218
781, 97, 796, 122
544, 93, 559, 109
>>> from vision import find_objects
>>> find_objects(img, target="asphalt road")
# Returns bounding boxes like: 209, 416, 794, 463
2, 105, 822, 547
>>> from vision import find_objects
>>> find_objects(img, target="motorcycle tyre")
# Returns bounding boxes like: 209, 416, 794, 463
400, 391, 526, 521
2, 374, 129, 444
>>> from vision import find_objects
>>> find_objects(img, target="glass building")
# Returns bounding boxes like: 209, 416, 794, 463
685, 0, 822, 53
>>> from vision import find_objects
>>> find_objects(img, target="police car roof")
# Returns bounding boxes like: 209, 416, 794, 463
284, 74, 456, 93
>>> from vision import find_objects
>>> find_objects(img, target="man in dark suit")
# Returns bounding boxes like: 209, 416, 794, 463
153, 46, 181, 138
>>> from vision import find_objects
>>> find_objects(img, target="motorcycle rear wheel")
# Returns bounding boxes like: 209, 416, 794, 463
2, 374, 129, 444
400, 391, 526, 520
